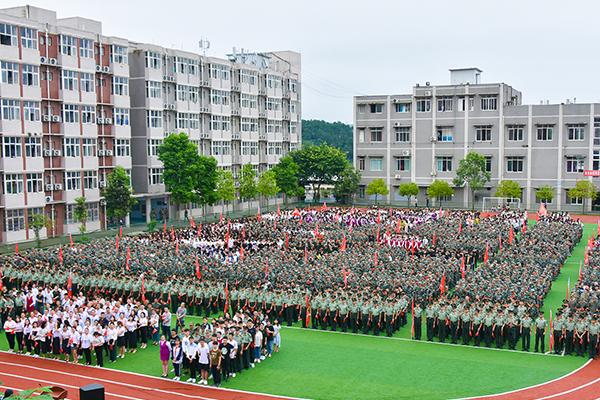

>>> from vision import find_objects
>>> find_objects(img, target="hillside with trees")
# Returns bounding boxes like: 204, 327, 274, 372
301, 119, 353, 160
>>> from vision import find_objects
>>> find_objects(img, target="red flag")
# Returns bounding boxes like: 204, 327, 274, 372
225, 230, 230, 249
299, 214, 303, 226
395, 219, 402, 234
224, 281, 229, 315
508, 227, 514, 245
163, 221, 167, 234
239, 246, 245, 260
125, 246, 131, 271
141, 274, 146, 303
376, 210, 381, 225
197, 224, 202, 237
285, 232, 289, 250
584, 250, 589, 265
58, 247, 63, 264
170, 226, 175, 241
273, 218, 277, 229
175, 241, 179, 255
340, 235, 347, 252
461, 256, 466, 279
119, 226, 123, 238
257, 205, 262, 222
195, 255, 201, 279
439, 273, 446, 295
411, 299, 415, 338
432, 232, 437, 247
522, 221, 527, 234
69, 233, 74, 247
305, 294, 311, 327
376, 226, 380, 242
190, 218, 195, 228
343, 268, 348, 288
548, 310, 554, 352
115, 235, 120, 252
483, 244, 489, 264
321, 202, 328, 212
373, 251, 378, 267
292, 208, 301, 217
219, 211, 223, 223
277, 204, 281, 216
579, 261, 583, 280
67, 273, 72, 298
566, 276, 571, 300
458, 223, 463, 235
14, 243, 18, 255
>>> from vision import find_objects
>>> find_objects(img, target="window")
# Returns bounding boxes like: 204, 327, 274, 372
87, 203, 99, 222
26, 173, 42, 193
436, 156, 453, 172
64, 137, 80, 157
65, 171, 81, 191
177, 112, 199, 130
394, 126, 410, 142
110, 45, 128, 64
436, 127, 453, 142
475, 125, 493, 142
566, 156, 585, 173
79, 38, 93, 58
267, 142, 283, 155
594, 118, 600, 146
146, 81, 162, 98
148, 168, 163, 185
536, 124, 554, 141
211, 141, 231, 156
267, 74, 282, 89
25, 137, 41, 157
147, 139, 163, 156
567, 124, 585, 141
81, 105, 96, 124
60, 35, 76, 56
80, 72, 94, 92
112, 76, 129, 96
266, 120, 282, 134
61, 70, 78, 91
2, 99, 20, 120
394, 103, 411, 113
416, 99, 431, 112
5, 209, 25, 232
369, 103, 383, 113
82, 138, 96, 157
507, 125, 524, 141
594, 150, 600, 171
1, 61, 19, 84
266, 97, 281, 111
177, 84, 187, 101
485, 156, 492, 173
288, 78, 298, 92
22, 64, 39, 86
210, 115, 231, 131
480, 96, 497, 111
0, 24, 18, 46
62, 104, 79, 123
241, 141, 259, 156
369, 158, 383, 171
146, 110, 163, 128
175, 57, 198, 75
209, 64, 230, 80
4, 173, 24, 194
20, 27, 37, 48
506, 157, 524, 172
83, 170, 97, 189
358, 157, 365, 170
3, 137, 21, 158
357, 104, 367, 114
395, 156, 410, 171
145, 51, 161, 69
458, 96, 475, 112
239, 69, 257, 85
437, 97, 453, 112
290, 121, 298, 134
23, 101, 40, 122
114, 108, 129, 126
210, 90, 230, 105
370, 127, 383, 142
241, 94, 258, 109
358, 128, 365, 143
568, 194, 583, 205
241, 117, 258, 133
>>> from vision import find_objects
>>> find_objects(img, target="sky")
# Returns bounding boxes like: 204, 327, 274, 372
4, 0, 600, 123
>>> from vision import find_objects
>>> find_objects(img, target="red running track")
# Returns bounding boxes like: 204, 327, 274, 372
0, 351, 297, 400
466, 358, 600, 400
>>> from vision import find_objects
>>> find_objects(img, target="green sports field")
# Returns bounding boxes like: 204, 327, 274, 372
1, 222, 594, 400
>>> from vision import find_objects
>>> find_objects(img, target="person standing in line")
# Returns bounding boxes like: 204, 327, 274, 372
273, 319, 281, 353
186, 337, 199, 383
534, 311, 547, 353
171, 337, 183, 381
413, 303, 422, 341
521, 313, 532, 351
3, 316, 16, 352
588, 318, 599, 359
106, 323, 118, 363
159, 335, 171, 378
161, 307, 171, 338
13, 316, 24, 354
80, 327, 93, 365
198, 337, 210, 385
176, 303, 186, 334
116, 320, 127, 359
209, 340, 222, 387
92, 331, 105, 367
253, 324, 264, 363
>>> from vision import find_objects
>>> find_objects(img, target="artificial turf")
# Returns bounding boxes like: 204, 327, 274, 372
0, 222, 594, 400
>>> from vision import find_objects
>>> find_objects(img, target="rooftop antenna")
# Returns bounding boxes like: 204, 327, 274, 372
198, 38, 210, 56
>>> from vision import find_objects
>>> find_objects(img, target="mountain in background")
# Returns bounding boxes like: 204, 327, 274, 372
301, 119, 353, 160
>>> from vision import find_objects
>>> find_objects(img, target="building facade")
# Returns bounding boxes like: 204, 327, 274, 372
353, 68, 600, 211
0, 5, 300, 243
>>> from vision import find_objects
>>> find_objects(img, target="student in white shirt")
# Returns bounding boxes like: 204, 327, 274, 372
3, 316, 16, 352
186, 338, 199, 383
91, 331, 105, 367
197, 338, 210, 385
80, 327, 93, 365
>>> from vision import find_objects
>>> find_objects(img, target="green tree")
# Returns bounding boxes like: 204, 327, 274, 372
290, 144, 348, 201
366, 178, 389, 203
398, 182, 419, 207
257, 169, 280, 209
73, 196, 88, 235
427, 180, 454, 207
194, 155, 219, 208
103, 166, 136, 225
495, 180, 522, 200
333, 164, 361, 204
568, 180, 598, 213
272, 155, 301, 204
453, 151, 491, 209
536, 185, 555, 204
157, 133, 202, 212
302, 119, 353, 160
29, 213, 48, 248
239, 164, 257, 202
216, 169, 235, 214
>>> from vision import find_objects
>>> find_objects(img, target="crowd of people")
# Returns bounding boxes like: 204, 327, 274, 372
0, 205, 595, 361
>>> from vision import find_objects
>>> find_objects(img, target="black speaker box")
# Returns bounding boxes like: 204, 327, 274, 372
80, 383, 105, 400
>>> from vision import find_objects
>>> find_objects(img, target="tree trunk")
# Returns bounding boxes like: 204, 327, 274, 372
407, 196, 410, 207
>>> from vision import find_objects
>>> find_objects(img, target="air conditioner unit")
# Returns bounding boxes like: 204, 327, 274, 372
51, 115, 60, 122
49, 58, 57, 65
96, 117, 105, 124
102, 66, 110, 73
394, 174, 402, 179
95, 65, 102, 72
52, 149, 62, 156
43, 149, 52, 156
168, 104, 175, 110
40, 56, 48, 64
105, 149, 113, 156
99, 181, 107, 188
392, 99, 398, 103
424, 90, 432, 96
402, 150, 411, 156
54, 183, 63, 190
98, 149, 106, 156
104, 117, 113, 124
45, 184, 54, 191
42, 115, 51, 122
394, 122, 400, 127
45, 196, 53, 203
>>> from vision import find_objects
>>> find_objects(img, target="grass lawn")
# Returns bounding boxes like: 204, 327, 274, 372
0, 222, 593, 400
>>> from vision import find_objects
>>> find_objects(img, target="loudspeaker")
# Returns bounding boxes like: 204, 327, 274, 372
80, 383, 105, 400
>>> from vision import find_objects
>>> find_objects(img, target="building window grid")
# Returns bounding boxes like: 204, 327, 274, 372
4, 173, 24, 194
506, 157, 524, 173
23, 101, 40, 121
436, 156, 453, 172
22, 64, 39, 86
83, 170, 98, 189
480, 96, 497, 111
81, 105, 96, 124
395, 156, 410, 171
536, 125, 554, 141
475, 125, 493, 142
241, 117, 258, 133
369, 157, 383, 171
82, 138, 97, 157
146, 81, 162, 98
437, 127, 454, 142
567, 124, 585, 141
25, 137, 42, 157
146, 110, 163, 128
1, 61, 19, 84
60, 35, 76, 56
79, 38, 94, 58
394, 126, 410, 142
416, 99, 431, 113
370, 127, 383, 142
369, 104, 383, 113
26, 173, 43, 193
1, 99, 20, 120
565, 156, 585, 173
145, 51, 161, 69
394, 103, 411, 113
5, 209, 25, 232
114, 108, 129, 126
110, 45, 128, 64
111, 76, 129, 96
62, 104, 79, 123
61, 70, 78, 91
507, 125, 524, 141
437, 97, 453, 112
64, 137, 80, 157
3, 137, 21, 158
